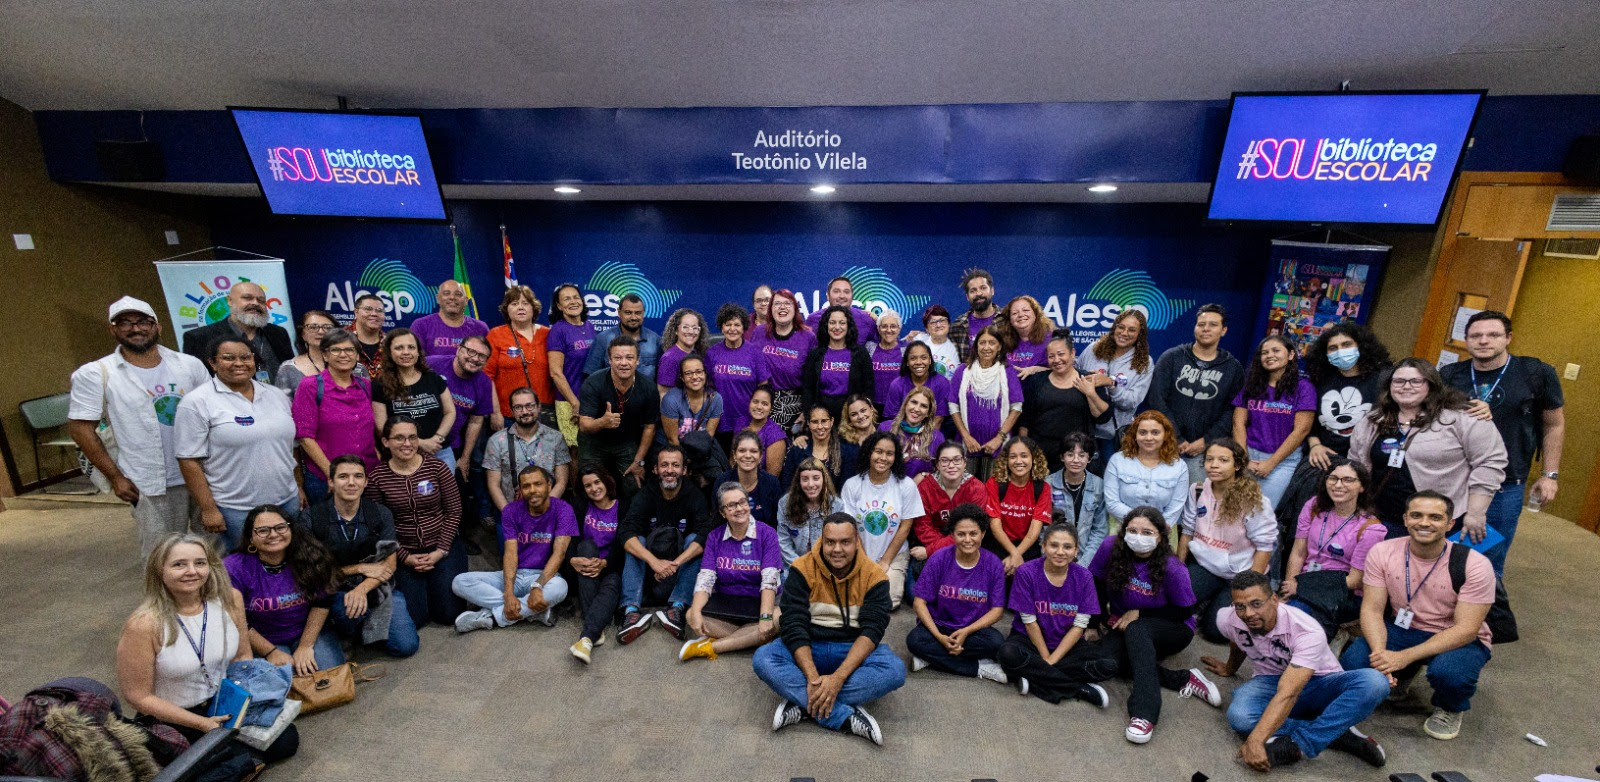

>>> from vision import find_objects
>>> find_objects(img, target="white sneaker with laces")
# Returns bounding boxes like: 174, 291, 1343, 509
975, 659, 1008, 684
1125, 718, 1155, 744
1179, 668, 1222, 707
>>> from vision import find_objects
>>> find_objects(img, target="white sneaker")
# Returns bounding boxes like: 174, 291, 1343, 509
1017, 677, 1030, 697
976, 659, 1008, 684
1179, 668, 1222, 707
454, 609, 494, 633
1424, 708, 1463, 740
910, 655, 929, 672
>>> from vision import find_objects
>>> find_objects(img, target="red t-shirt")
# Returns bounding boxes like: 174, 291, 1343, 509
984, 477, 1053, 543
915, 475, 990, 553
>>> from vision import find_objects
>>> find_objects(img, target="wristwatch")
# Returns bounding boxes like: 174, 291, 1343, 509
1543, 471, 1559, 480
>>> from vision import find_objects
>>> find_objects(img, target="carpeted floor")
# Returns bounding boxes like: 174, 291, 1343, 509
2, 498, 1596, 782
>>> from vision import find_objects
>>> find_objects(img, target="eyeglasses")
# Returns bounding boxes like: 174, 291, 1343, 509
388, 434, 420, 443
1390, 378, 1429, 388
1326, 475, 1361, 486
721, 501, 751, 513
925, 318, 949, 326
457, 346, 489, 362
253, 523, 292, 537
1232, 599, 1271, 612
682, 369, 706, 378
325, 347, 357, 356
511, 403, 539, 412
112, 317, 157, 330
356, 306, 384, 315
937, 456, 966, 465
215, 353, 255, 364
304, 323, 335, 333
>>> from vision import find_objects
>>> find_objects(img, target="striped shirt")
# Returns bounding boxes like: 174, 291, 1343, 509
364, 455, 461, 555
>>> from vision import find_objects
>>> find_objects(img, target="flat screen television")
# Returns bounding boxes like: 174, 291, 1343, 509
230, 108, 448, 220
1207, 91, 1484, 226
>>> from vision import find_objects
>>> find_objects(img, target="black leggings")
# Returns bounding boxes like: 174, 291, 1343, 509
995, 632, 1118, 704
1098, 617, 1194, 724
571, 537, 623, 641
1186, 562, 1233, 644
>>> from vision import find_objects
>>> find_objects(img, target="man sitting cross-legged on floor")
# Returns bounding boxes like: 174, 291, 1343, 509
753, 513, 907, 746
451, 465, 573, 631
1200, 570, 1389, 771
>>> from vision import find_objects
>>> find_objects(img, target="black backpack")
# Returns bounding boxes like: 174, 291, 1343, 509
1447, 543, 1519, 644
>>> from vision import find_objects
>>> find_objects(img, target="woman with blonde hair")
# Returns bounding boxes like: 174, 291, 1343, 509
999, 296, 1053, 378
1078, 309, 1153, 468
881, 386, 944, 480
116, 533, 300, 761
1176, 438, 1277, 642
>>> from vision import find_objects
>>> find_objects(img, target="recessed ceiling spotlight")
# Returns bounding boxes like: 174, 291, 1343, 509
810, 185, 836, 195
1088, 184, 1118, 193
553, 186, 582, 194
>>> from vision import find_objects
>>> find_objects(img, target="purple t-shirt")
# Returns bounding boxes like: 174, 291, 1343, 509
700, 523, 783, 599
425, 355, 493, 450
819, 348, 854, 396
868, 342, 904, 410
1010, 338, 1048, 370
805, 306, 878, 346
950, 363, 1025, 444
582, 501, 621, 556
224, 553, 315, 647
291, 371, 377, 480
963, 313, 997, 350
879, 421, 945, 479
1233, 376, 1317, 454
884, 374, 953, 421
752, 419, 787, 452
913, 546, 1006, 631
546, 319, 596, 397
707, 339, 767, 433
501, 497, 580, 571
1088, 542, 1198, 628
410, 314, 490, 358
657, 345, 690, 389
1007, 559, 1100, 648
753, 326, 816, 390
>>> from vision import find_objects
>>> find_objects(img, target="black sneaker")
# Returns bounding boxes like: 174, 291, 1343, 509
771, 701, 806, 732
1073, 682, 1110, 709
1328, 727, 1387, 767
656, 606, 686, 640
841, 707, 883, 746
618, 610, 653, 645
1265, 736, 1303, 768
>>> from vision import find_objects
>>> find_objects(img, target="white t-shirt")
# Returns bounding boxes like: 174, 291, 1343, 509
840, 473, 926, 560
914, 335, 961, 380
126, 362, 186, 487
174, 378, 298, 509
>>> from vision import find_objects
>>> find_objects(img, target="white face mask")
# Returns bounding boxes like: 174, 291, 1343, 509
1124, 532, 1159, 555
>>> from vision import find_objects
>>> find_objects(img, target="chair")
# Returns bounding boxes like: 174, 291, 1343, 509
17, 393, 81, 490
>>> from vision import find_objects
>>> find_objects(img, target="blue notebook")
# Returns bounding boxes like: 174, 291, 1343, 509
1449, 525, 1506, 554
207, 679, 252, 728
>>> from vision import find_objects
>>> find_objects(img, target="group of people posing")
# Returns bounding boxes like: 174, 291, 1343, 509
71, 265, 1562, 768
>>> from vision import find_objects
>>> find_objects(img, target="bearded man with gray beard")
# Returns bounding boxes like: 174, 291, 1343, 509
181, 281, 294, 382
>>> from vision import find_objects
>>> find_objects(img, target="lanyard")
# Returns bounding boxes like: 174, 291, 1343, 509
1312, 510, 1360, 560
337, 508, 364, 543
1469, 360, 1509, 403
1403, 544, 1447, 604
176, 603, 213, 691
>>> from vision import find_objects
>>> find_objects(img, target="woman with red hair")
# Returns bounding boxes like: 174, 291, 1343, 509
1103, 410, 1188, 526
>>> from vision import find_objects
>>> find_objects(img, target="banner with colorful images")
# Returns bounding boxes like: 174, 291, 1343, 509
153, 251, 294, 342
1258, 239, 1390, 354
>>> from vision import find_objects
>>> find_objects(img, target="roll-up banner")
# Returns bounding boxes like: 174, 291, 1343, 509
154, 250, 294, 341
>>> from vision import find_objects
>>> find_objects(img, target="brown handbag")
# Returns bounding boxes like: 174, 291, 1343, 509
290, 662, 384, 715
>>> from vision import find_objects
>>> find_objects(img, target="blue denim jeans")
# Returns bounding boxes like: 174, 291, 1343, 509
220, 495, 301, 553
1482, 482, 1524, 578
1339, 625, 1491, 712
752, 639, 907, 730
270, 628, 346, 671
1250, 447, 1301, 511
1226, 669, 1389, 757
620, 534, 701, 611
331, 589, 420, 658
451, 569, 570, 626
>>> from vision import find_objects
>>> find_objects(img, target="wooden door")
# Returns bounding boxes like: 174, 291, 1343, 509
1422, 239, 1529, 365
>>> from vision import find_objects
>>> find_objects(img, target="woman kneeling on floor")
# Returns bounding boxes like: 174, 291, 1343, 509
679, 482, 783, 661
906, 503, 1008, 682
227, 505, 344, 675
116, 533, 299, 763
996, 522, 1117, 705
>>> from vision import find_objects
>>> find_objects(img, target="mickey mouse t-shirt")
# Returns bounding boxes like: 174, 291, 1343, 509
1311, 373, 1379, 455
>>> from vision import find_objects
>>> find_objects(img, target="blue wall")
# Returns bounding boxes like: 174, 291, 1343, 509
208, 199, 1274, 359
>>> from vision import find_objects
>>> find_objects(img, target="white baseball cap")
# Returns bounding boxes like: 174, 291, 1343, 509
108, 296, 159, 323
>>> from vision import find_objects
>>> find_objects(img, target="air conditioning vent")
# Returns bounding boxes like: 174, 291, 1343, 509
1547, 193, 1600, 231
1544, 238, 1600, 259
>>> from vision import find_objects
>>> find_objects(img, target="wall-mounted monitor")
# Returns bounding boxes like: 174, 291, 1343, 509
230, 108, 447, 220
1207, 91, 1484, 226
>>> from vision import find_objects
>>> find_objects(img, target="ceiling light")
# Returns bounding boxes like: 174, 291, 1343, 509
553, 186, 581, 194
810, 185, 836, 195
1088, 184, 1118, 193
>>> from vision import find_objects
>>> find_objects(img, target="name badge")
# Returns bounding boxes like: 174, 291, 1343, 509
1393, 607, 1415, 630
1305, 561, 1322, 572
1387, 449, 1406, 469
255, 370, 270, 382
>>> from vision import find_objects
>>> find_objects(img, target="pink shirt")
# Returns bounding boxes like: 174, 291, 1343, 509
1293, 499, 1386, 574
1363, 539, 1494, 648
1215, 601, 1343, 677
